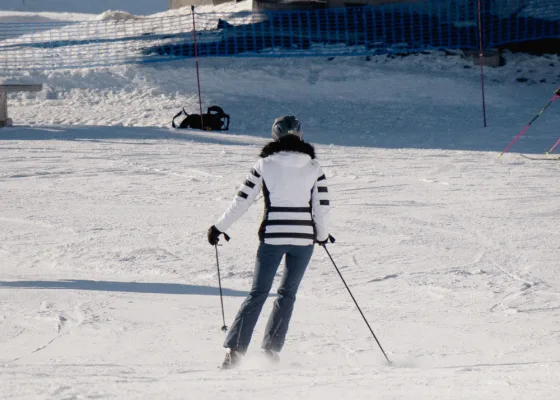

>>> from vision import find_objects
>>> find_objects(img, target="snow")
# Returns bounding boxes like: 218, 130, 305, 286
0, 2, 259, 71
518, 0, 560, 21
0, 0, 253, 23
1, 3, 560, 400
0, 0, 168, 16
0, 11, 96, 23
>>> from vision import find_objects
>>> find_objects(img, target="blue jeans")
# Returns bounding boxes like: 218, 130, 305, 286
224, 243, 314, 353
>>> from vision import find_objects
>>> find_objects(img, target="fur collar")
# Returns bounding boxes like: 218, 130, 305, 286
260, 136, 316, 159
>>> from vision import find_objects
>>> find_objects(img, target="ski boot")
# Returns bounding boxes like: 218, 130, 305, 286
221, 348, 242, 370
261, 348, 280, 363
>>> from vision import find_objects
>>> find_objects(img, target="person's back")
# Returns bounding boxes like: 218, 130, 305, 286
207, 116, 331, 369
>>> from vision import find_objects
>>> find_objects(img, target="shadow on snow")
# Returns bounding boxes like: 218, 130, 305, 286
0, 279, 251, 297
0, 123, 558, 154
0, 125, 269, 147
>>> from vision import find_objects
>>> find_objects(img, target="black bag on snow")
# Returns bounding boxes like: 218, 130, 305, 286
172, 105, 230, 131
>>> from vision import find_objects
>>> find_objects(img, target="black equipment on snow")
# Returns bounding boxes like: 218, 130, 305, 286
322, 244, 392, 365
172, 105, 230, 131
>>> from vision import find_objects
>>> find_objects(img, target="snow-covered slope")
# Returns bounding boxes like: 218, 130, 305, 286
1, 122, 559, 399
1, 3, 560, 400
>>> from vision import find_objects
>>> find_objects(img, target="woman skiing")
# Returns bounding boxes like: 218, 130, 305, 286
207, 116, 332, 369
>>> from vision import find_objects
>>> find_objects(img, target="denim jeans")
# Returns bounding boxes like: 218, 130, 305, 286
223, 243, 314, 353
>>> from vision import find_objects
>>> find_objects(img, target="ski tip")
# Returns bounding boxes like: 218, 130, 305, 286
520, 154, 560, 161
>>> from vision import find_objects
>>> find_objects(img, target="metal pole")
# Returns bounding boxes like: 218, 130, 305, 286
191, 6, 204, 130
477, 0, 487, 127
323, 246, 391, 364
215, 245, 228, 332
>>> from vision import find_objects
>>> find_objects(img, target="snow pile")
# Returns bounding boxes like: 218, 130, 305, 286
0, 0, 168, 15
0, 0, 252, 20
0, 11, 95, 23
153, 0, 253, 18
94, 10, 142, 22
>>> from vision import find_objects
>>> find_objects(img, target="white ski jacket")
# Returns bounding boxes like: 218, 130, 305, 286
214, 139, 330, 246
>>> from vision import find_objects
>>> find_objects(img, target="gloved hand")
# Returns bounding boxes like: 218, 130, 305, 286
316, 234, 336, 246
207, 225, 230, 245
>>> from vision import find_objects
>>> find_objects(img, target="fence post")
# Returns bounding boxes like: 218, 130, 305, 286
191, 6, 204, 129
477, 0, 488, 128
0, 91, 8, 127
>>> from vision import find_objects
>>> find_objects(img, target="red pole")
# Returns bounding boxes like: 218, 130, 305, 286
191, 6, 204, 130
547, 136, 560, 155
498, 93, 559, 158
546, 89, 560, 154
477, 0, 487, 127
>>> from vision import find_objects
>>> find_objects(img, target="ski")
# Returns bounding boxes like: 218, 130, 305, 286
520, 154, 560, 161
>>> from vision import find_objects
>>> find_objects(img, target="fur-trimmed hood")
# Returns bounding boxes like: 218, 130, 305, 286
259, 136, 316, 159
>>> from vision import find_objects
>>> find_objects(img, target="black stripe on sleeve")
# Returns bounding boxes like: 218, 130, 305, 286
269, 206, 311, 213
264, 233, 315, 240
317, 174, 326, 181
317, 186, 328, 193
237, 191, 248, 199
320, 200, 330, 206
251, 168, 261, 178
265, 220, 314, 226
244, 179, 255, 189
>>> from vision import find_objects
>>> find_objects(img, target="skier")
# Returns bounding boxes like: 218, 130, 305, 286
207, 116, 332, 369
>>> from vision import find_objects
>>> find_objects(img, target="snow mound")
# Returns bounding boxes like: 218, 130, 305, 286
95, 10, 141, 21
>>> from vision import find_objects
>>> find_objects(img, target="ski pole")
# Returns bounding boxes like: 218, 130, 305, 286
546, 136, 560, 155
498, 88, 560, 159
214, 244, 228, 333
322, 245, 391, 365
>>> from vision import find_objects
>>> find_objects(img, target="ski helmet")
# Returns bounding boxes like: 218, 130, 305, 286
271, 116, 303, 141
